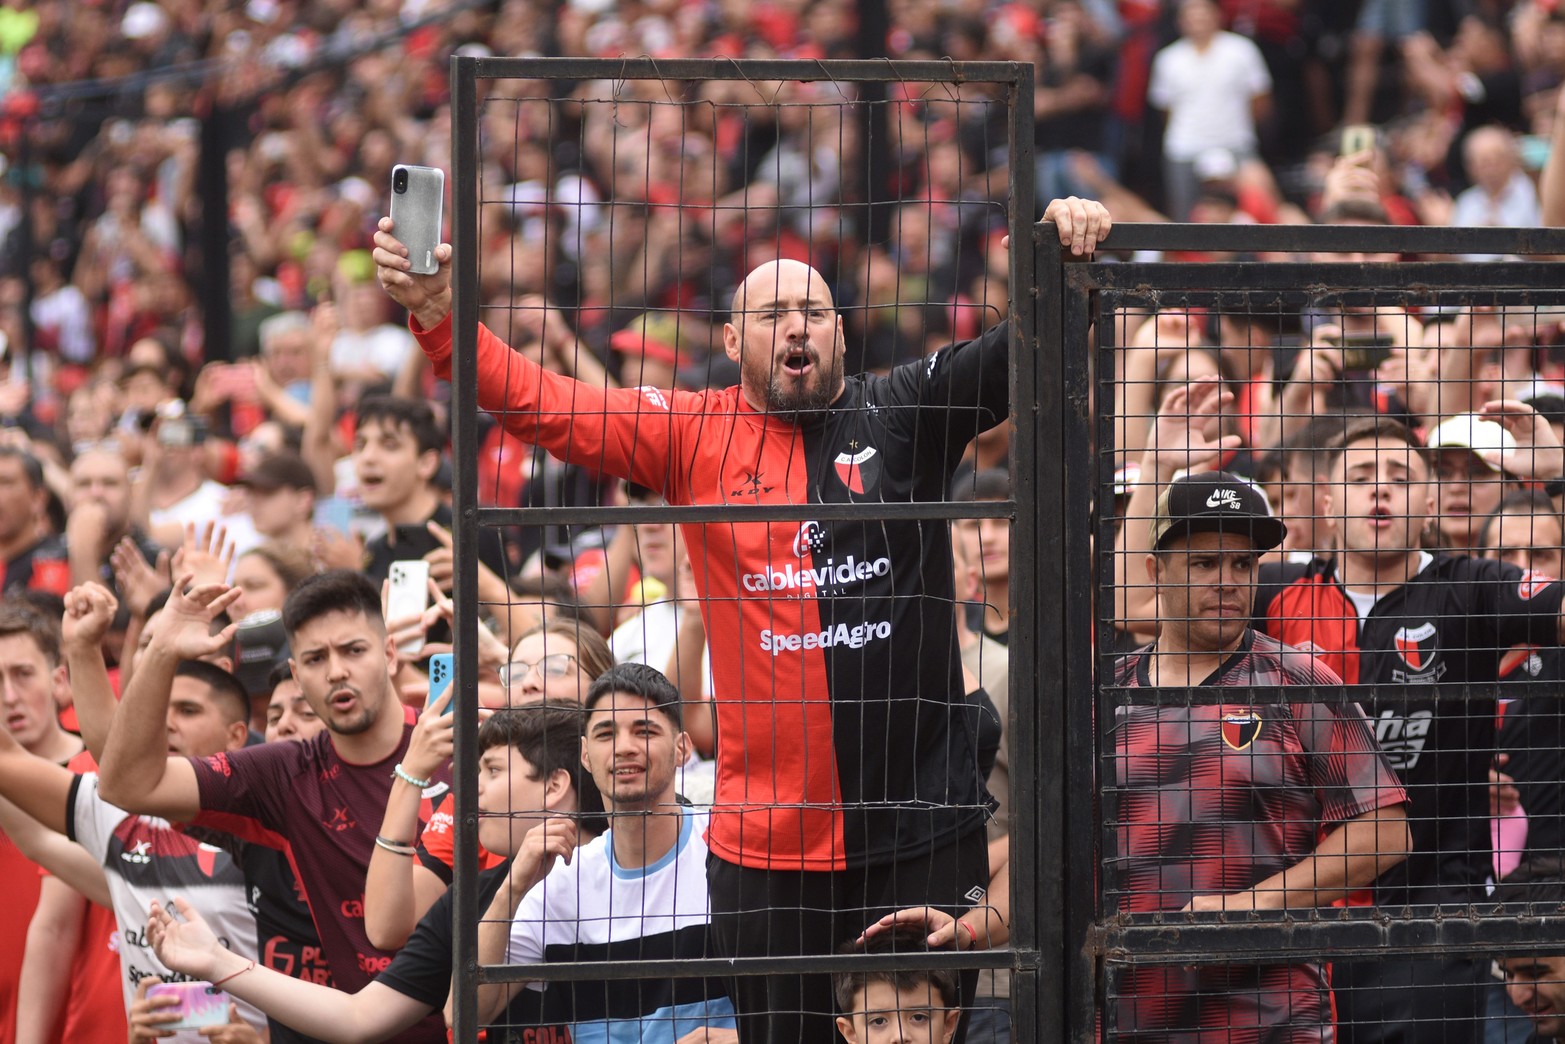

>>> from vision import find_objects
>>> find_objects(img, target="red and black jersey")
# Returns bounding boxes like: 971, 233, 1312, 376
413, 314, 1007, 871
2, 535, 69, 596
1110, 631, 1406, 1042
1254, 555, 1564, 906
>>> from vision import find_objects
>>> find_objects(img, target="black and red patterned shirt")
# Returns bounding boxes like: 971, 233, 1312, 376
1108, 630, 1406, 1043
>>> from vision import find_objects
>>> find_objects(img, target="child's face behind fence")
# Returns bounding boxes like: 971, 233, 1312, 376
835, 981, 959, 1044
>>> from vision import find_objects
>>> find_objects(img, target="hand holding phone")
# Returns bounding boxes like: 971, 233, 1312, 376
427, 653, 454, 715
388, 164, 446, 276
1341, 124, 1377, 158
146, 982, 230, 1031
386, 560, 432, 657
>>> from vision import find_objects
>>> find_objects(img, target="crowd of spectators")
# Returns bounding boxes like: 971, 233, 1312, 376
0, 0, 1564, 1041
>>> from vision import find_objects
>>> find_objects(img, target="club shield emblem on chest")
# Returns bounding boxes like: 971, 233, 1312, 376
1221, 710, 1263, 751
833, 444, 880, 494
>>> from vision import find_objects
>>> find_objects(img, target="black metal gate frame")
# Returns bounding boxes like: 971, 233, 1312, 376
1041, 221, 1565, 1044
445, 56, 1043, 1043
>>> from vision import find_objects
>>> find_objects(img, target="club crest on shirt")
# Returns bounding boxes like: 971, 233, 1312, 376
834, 443, 880, 495
1391, 621, 1443, 682
1221, 711, 1262, 751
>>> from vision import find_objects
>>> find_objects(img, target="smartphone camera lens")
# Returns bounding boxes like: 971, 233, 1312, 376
393, 169, 408, 194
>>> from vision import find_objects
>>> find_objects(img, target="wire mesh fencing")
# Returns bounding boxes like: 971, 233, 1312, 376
1086, 225, 1565, 1044
444, 57, 1043, 1044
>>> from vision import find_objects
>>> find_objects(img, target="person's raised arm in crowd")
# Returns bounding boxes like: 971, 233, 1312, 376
96, 579, 239, 819
0, 703, 111, 908
1113, 378, 1242, 637
301, 300, 344, 497
59, 582, 121, 762
1544, 88, 1565, 227
363, 685, 464, 951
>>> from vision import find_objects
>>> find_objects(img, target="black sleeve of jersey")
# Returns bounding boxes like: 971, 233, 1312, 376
876, 320, 1010, 467
1453, 556, 1564, 649
414, 845, 453, 886
376, 861, 511, 1008
63, 772, 84, 842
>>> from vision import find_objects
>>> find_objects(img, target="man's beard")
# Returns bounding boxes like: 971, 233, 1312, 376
759, 352, 843, 420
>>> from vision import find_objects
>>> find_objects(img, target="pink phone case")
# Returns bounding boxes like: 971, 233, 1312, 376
147, 982, 230, 1030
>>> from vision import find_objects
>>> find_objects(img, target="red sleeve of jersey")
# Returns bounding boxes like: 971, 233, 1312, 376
411, 314, 708, 502
416, 810, 455, 876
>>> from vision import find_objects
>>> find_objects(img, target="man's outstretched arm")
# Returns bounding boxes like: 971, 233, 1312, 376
97, 580, 240, 819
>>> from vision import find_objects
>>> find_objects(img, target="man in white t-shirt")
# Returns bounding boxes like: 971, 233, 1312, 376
1147, 0, 1272, 220
143, 411, 261, 557
478, 663, 736, 1043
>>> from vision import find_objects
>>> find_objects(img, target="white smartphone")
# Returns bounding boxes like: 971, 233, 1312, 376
386, 560, 432, 657
388, 164, 445, 275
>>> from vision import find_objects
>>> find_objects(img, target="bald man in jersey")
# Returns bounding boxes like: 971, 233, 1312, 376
374, 197, 1112, 1043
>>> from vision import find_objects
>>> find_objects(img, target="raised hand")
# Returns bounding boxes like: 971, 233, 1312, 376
1479, 399, 1565, 481
312, 525, 363, 572
172, 522, 235, 588
1146, 377, 1242, 479
403, 686, 459, 782
372, 217, 453, 331
111, 537, 170, 619
62, 582, 120, 651
147, 898, 223, 980
423, 521, 454, 594
149, 578, 242, 661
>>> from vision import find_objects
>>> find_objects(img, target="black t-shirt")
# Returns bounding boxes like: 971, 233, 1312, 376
1497, 648, 1565, 864
363, 501, 511, 588
376, 859, 568, 1041
1255, 554, 1565, 906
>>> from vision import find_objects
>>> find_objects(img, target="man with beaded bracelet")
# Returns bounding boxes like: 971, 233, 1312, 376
97, 570, 451, 1044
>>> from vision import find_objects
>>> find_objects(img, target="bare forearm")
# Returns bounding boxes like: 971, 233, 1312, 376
1242, 807, 1410, 910
1111, 454, 1166, 633
16, 881, 85, 1044
202, 950, 428, 1044
1546, 100, 1565, 227
958, 835, 1011, 949
65, 645, 117, 763
364, 782, 429, 950
98, 642, 179, 807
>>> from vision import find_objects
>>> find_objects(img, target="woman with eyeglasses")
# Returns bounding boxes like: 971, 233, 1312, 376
499, 620, 616, 705
364, 618, 614, 951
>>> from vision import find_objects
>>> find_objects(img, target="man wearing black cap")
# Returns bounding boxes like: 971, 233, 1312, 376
1110, 470, 1411, 1039
236, 452, 318, 551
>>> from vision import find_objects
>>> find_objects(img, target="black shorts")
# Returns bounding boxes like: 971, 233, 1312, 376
707, 828, 991, 1044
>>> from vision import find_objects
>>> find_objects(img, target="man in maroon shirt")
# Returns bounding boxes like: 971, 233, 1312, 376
96, 570, 447, 1044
